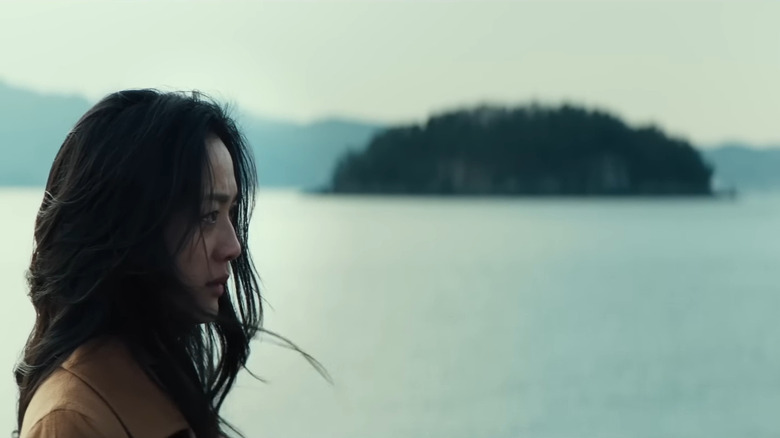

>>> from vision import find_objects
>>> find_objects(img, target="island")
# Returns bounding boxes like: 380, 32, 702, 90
322, 104, 715, 196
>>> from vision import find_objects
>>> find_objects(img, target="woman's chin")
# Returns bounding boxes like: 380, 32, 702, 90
192, 300, 220, 324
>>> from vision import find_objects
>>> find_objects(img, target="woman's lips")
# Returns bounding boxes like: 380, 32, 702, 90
206, 275, 229, 297
207, 283, 225, 296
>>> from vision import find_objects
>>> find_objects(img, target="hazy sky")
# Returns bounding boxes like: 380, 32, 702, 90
0, 1, 778, 146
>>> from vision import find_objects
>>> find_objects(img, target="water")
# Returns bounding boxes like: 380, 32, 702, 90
2, 188, 780, 437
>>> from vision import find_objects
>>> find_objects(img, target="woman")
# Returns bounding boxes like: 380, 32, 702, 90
13, 89, 313, 438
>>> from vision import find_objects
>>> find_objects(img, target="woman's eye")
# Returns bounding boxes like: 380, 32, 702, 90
202, 211, 219, 224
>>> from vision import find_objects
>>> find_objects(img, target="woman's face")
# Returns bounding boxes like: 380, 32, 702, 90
171, 135, 242, 321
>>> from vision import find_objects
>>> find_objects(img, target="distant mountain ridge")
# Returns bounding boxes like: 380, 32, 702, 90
0, 81, 382, 189
0, 83, 92, 185
2, 81, 780, 192
238, 116, 381, 189
701, 143, 780, 192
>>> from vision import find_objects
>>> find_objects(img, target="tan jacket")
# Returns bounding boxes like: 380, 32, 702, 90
20, 337, 194, 438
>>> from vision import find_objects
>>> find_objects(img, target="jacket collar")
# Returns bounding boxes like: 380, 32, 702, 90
62, 337, 192, 438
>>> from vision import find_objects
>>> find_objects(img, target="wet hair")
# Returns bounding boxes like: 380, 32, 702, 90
15, 89, 271, 437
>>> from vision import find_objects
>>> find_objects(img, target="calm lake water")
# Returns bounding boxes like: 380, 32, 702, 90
1, 188, 780, 437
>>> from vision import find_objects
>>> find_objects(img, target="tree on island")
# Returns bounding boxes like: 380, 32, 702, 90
327, 104, 713, 196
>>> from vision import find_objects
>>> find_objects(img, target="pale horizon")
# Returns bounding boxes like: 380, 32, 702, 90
1, 0, 778, 147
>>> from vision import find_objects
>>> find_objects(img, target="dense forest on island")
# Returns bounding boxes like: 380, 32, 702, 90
327, 104, 714, 196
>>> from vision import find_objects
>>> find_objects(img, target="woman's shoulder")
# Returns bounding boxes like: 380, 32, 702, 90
21, 366, 129, 437
21, 336, 192, 438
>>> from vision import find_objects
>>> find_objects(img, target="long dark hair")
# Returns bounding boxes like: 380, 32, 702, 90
14, 89, 294, 437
